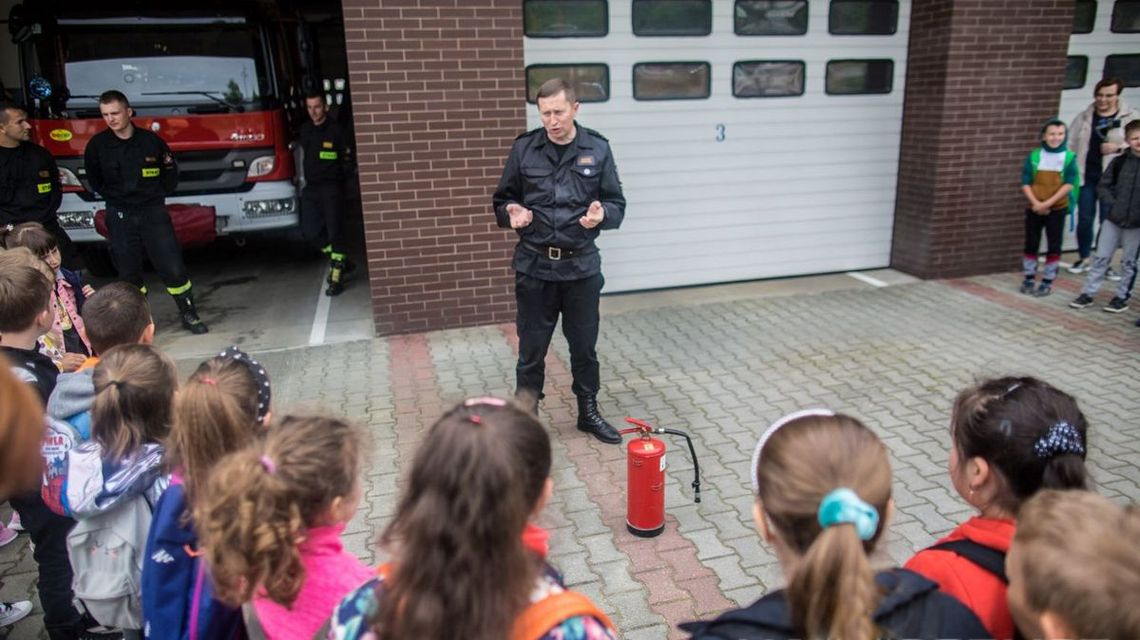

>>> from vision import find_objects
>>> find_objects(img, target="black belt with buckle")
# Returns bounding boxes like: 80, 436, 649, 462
521, 241, 596, 261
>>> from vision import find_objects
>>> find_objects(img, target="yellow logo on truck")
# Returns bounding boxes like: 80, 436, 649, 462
37, 182, 52, 194
319, 151, 338, 160
141, 168, 160, 178
49, 129, 73, 142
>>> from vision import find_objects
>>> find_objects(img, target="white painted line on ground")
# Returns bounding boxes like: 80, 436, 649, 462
308, 267, 331, 346
846, 271, 889, 288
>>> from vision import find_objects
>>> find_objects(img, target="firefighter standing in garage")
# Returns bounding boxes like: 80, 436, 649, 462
0, 101, 77, 265
83, 90, 208, 334
298, 92, 355, 296
492, 78, 626, 444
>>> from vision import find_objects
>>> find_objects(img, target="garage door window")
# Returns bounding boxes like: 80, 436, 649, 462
632, 0, 712, 36
1111, 0, 1140, 32
734, 0, 809, 35
1064, 56, 1089, 90
526, 65, 611, 103
1073, 0, 1096, 33
1104, 54, 1140, 85
829, 0, 899, 35
524, 0, 608, 38
825, 59, 894, 94
733, 61, 805, 97
633, 62, 711, 100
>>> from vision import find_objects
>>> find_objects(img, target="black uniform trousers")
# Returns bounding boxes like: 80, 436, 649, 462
9, 493, 82, 638
300, 182, 345, 255
515, 272, 604, 398
105, 204, 189, 291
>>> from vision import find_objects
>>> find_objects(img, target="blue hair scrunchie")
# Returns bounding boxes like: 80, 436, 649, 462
818, 488, 880, 541
1033, 422, 1085, 459
217, 345, 272, 423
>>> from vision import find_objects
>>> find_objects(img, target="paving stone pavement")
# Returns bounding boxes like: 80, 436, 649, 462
3, 273, 1138, 639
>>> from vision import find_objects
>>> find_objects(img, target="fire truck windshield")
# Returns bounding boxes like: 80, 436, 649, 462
55, 23, 270, 111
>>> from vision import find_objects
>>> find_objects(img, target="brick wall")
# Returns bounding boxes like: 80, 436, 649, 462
891, 0, 1075, 279
342, 0, 525, 335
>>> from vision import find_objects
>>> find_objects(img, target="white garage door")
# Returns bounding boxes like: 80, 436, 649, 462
1060, 0, 1140, 251
523, 0, 911, 292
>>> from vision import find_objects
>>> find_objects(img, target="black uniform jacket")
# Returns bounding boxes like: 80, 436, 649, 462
84, 126, 178, 209
680, 569, 991, 640
492, 124, 626, 281
298, 118, 351, 186
0, 142, 61, 224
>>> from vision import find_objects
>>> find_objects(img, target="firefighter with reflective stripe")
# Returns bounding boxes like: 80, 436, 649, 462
492, 78, 627, 444
83, 90, 208, 334
298, 93, 355, 296
0, 101, 77, 265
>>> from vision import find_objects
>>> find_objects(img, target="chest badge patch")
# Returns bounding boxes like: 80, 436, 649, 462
322, 141, 334, 149
141, 168, 160, 178
37, 182, 52, 194
39, 170, 50, 178
577, 155, 595, 166
145, 156, 157, 163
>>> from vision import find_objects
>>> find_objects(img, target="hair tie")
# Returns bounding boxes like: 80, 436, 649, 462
468, 414, 483, 425
1034, 422, 1085, 459
259, 455, 277, 475
818, 488, 880, 541
751, 408, 835, 494
200, 376, 217, 386
217, 345, 272, 423
463, 396, 507, 408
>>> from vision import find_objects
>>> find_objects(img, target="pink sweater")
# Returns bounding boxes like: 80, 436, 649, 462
252, 523, 375, 639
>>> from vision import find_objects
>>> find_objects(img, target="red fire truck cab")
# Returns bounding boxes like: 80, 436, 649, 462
10, 3, 307, 251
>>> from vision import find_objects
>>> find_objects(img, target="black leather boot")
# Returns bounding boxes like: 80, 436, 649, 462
173, 292, 209, 334
577, 395, 621, 444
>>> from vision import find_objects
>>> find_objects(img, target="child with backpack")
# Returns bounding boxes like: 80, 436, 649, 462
1006, 490, 1140, 640
326, 397, 617, 640
1018, 119, 1080, 297
1, 222, 94, 371
683, 410, 988, 640
66, 344, 178, 639
904, 377, 1090, 640
142, 346, 273, 640
195, 415, 371, 640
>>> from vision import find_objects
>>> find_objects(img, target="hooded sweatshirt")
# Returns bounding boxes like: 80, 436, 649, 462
1021, 119, 1080, 212
42, 366, 97, 516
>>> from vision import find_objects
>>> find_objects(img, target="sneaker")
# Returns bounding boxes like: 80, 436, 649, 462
1019, 279, 1036, 294
1069, 293, 1095, 309
1067, 259, 1091, 274
8, 512, 21, 532
1107, 268, 1122, 282
1035, 282, 1053, 297
0, 600, 32, 627
1104, 296, 1130, 313
0, 525, 16, 548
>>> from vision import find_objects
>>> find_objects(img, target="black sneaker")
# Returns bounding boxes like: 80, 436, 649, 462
1019, 279, 1036, 294
1066, 259, 1091, 274
1035, 282, 1053, 297
1104, 296, 1130, 313
1069, 293, 1095, 309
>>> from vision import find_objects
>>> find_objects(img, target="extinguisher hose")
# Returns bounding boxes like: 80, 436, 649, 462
659, 428, 702, 503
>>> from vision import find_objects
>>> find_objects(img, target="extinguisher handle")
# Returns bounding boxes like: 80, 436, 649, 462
625, 417, 654, 431
617, 427, 642, 437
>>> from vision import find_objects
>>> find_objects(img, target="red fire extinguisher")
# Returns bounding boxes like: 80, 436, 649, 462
620, 417, 702, 537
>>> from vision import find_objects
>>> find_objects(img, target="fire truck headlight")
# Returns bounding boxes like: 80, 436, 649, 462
59, 168, 83, 188
57, 211, 95, 229
247, 155, 277, 178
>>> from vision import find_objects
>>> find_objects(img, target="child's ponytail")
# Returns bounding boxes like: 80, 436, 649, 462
91, 344, 178, 460
196, 415, 362, 608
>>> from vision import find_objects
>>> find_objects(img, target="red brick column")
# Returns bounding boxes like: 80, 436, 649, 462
891, 0, 1075, 278
342, 0, 525, 335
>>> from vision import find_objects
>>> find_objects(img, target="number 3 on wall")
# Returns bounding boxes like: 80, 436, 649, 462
716, 124, 726, 142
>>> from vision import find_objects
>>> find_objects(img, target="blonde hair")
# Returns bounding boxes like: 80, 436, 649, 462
195, 415, 363, 607
755, 414, 891, 640
1013, 490, 1140, 639
0, 364, 46, 500
167, 356, 263, 509
91, 344, 178, 460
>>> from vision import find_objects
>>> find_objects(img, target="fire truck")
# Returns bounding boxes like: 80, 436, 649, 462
8, 2, 319, 266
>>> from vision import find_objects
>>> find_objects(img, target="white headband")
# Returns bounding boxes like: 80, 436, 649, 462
750, 408, 836, 494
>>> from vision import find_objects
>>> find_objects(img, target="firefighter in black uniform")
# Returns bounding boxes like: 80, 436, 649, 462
298, 92, 355, 296
492, 78, 626, 444
0, 101, 74, 262
83, 90, 207, 334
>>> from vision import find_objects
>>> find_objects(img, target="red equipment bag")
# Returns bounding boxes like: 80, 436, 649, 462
94, 204, 217, 248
